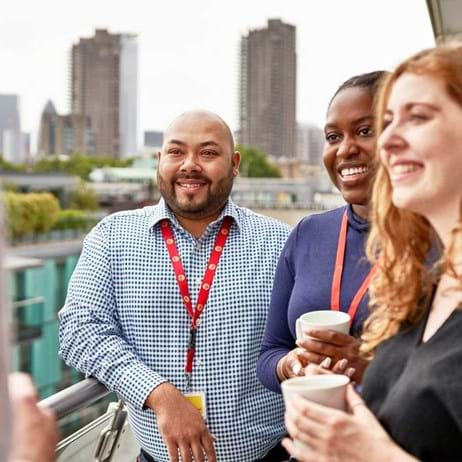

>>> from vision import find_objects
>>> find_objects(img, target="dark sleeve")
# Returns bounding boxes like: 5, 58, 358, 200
257, 225, 298, 394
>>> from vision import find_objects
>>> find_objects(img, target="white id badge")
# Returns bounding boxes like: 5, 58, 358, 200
184, 391, 207, 420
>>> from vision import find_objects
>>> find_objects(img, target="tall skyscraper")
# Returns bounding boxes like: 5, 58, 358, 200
0, 94, 23, 163
239, 19, 297, 159
71, 29, 138, 158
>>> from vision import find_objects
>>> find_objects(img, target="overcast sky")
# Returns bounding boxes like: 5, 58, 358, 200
1, 0, 435, 150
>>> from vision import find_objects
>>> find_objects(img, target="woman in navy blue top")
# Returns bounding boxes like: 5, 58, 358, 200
257, 71, 386, 393
282, 44, 462, 462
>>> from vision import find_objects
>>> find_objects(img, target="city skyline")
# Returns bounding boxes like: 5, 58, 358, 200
1, 0, 434, 153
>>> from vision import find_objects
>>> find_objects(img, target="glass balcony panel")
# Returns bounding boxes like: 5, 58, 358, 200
13, 297, 45, 343
57, 402, 140, 462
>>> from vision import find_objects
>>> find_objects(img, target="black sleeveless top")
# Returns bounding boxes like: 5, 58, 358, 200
362, 306, 462, 461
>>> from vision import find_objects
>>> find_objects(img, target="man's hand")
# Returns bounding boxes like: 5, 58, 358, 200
296, 329, 368, 383
9, 373, 58, 462
145, 383, 216, 462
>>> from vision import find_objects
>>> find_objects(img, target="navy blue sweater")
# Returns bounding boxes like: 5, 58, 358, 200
257, 205, 372, 393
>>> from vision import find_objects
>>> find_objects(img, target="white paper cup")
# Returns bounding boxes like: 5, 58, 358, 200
281, 374, 350, 448
296, 310, 350, 340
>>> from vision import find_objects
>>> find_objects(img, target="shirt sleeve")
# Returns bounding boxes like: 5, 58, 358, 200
58, 221, 167, 410
256, 225, 298, 394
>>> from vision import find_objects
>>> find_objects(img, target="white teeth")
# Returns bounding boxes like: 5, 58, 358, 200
178, 183, 202, 189
393, 164, 420, 174
340, 166, 369, 177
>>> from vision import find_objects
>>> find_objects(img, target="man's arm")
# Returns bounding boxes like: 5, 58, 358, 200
59, 222, 166, 409
60, 222, 217, 460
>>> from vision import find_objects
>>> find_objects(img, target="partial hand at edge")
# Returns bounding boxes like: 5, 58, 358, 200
9, 373, 58, 462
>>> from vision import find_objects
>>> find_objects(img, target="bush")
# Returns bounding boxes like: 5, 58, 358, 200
3, 192, 38, 238
2, 192, 60, 238
29, 193, 60, 233
68, 181, 98, 211
52, 209, 93, 231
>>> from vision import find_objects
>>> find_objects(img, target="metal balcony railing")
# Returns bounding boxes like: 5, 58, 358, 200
39, 378, 140, 462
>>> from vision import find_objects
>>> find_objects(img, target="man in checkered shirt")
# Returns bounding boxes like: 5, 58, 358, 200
59, 110, 291, 462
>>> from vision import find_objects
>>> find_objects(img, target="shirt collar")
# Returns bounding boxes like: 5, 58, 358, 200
346, 204, 369, 233
148, 198, 242, 233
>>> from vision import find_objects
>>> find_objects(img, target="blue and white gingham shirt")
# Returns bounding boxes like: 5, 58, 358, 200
59, 199, 291, 461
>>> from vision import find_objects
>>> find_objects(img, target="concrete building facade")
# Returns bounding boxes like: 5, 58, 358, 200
38, 100, 95, 156
296, 122, 325, 167
71, 29, 138, 158
239, 19, 297, 159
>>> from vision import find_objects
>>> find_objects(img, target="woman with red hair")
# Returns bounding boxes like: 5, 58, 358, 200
283, 44, 462, 462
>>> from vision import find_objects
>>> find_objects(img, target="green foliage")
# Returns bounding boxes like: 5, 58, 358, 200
30, 193, 60, 233
236, 144, 281, 178
3, 192, 38, 238
32, 154, 134, 180
1, 191, 100, 240
2, 192, 59, 238
69, 181, 98, 211
0, 155, 26, 172
1, 182, 20, 192
52, 209, 94, 231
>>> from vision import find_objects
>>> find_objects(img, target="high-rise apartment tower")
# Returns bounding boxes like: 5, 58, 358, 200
239, 19, 297, 159
71, 29, 138, 158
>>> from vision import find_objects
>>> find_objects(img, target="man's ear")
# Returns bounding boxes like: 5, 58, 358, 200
232, 151, 241, 176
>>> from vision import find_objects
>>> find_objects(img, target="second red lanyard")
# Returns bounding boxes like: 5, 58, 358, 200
330, 210, 377, 323
161, 217, 232, 387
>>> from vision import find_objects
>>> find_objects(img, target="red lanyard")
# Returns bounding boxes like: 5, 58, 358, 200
160, 216, 232, 389
330, 210, 377, 324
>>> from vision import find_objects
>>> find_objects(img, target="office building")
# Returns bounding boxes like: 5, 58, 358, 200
0, 94, 23, 164
71, 29, 138, 158
296, 122, 325, 166
38, 100, 95, 156
239, 19, 297, 159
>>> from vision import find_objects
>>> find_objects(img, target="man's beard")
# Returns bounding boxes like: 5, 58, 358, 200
157, 169, 234, 220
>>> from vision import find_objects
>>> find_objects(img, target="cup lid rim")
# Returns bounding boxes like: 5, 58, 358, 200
300, 310, 351, 323
281, 374, 350, 390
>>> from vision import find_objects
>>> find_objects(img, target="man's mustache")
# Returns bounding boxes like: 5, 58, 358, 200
173, 174, 211, 183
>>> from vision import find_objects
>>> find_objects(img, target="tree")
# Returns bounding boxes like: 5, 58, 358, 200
0, 155, 25, 172
32, 154, 134, 180
236, 145, 281, 178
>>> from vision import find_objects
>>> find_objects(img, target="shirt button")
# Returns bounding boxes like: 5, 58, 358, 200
196, 277, 202, 286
